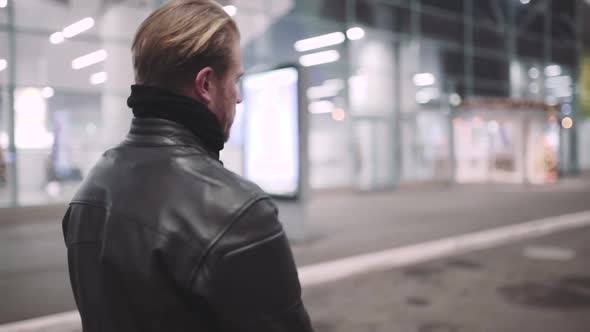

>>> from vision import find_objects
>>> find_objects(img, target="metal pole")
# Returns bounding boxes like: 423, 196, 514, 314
508, 0, 517, 97
393, 40, 401, 188
448, 80, 456, 184
464, 0, 474, 98
7, 0, 18, 206
404, 0, 421, 186
571, 0, 582, 174
510, 0, 528, 183
345, 0, 359, 189
410, 0, 421, 59
543, 0, 563, 175
543, 0, 552, 86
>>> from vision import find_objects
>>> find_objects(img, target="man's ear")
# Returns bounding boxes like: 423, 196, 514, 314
192, 66, 215, 105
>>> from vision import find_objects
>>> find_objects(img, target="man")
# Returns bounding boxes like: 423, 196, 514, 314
62, 1, 314, 331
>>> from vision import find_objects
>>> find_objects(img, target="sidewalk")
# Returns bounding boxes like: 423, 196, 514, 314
293, 173, 590, 265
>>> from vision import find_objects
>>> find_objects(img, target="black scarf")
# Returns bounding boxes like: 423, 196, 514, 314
127, 84, 225, 156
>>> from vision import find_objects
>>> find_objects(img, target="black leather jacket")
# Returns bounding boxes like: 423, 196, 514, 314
62, 118, 314, 332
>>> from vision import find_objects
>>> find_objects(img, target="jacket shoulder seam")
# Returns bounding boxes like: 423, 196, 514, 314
70, 199, 110, 210
188, 195, 270, 285
223, 229, 284, 258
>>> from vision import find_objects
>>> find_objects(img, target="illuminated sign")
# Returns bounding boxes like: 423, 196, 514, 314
242, 66, 301, 198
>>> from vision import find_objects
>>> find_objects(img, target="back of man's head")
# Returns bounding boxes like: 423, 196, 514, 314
131, 0, 239, 93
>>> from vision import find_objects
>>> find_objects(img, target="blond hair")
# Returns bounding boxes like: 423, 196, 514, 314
131, 0, 239, 91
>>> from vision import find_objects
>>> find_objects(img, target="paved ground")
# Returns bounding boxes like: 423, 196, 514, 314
0, 222, 73, 324
0, 174, 589, 325
304, 226, 590, 332
293, 176, 590, 265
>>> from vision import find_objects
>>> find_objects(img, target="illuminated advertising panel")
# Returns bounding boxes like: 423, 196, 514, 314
242, 66, 300, 198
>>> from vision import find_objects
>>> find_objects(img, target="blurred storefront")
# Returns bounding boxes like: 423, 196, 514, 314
453, 100, 560, 184
0, 0, 588, 207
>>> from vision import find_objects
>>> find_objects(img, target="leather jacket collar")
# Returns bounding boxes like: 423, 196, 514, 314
122, 117, 222, 161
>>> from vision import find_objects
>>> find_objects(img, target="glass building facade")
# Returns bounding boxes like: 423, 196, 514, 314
0, 0, 588, 207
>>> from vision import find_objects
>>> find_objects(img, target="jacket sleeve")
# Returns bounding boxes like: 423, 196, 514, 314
191, 198, 314, 332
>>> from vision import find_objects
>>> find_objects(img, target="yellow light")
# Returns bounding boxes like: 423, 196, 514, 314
332, 108, 346, 121
561, 117, 573, 129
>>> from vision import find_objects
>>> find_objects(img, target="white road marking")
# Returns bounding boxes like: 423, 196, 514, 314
298, 210, 590, 287
523, 245, 576, 261
0, 311, 80, 332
